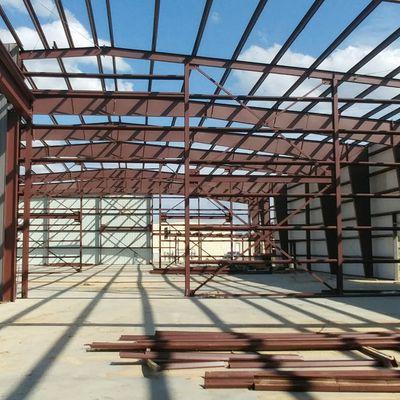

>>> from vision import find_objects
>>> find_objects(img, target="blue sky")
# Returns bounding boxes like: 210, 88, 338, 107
1, 1, 399, 53
0, 1, 399, 124
1, 0, 399, 187
1, 1, 399, 84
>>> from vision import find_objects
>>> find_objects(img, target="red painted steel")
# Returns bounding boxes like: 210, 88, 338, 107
184, 66, 191, 295
2, 110, 19, 302
19, 46, 400, 89
0, 42, 32, 119
332, 77, 344, 294
21, 126, 32, 298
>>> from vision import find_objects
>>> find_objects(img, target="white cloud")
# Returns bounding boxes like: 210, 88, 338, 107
234, 44, 400, 117
0, 0, 25, 13
0, 0, 60, 18
0, 11, 131, 70
33, 0, 58, 19
0, 2, 134, 91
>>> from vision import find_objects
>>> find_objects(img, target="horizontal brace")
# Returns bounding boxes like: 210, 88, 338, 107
192, 193, 400, 198
18, 212, 80, 219
190, 95, 400, 105
99, 225, 151, 232
190, 176, 332, 184
189, 259, 338, 264
24, 157, 183, 164
24, 72, 184, 80
193, 159, 400, 167
190, 258, 399, 264
189, 225, 400, 231
27, 124, 400, 136
19, 46, 400, 89
192, 159, 334, 166
32, 90, 184, 100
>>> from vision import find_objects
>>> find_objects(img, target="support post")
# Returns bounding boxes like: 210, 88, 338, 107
332, 76, 344, 294
305, 183, 311, 271
394, 144, 400, 195
158, 194, 162, 268
184, 63, 191, 296
229, 198, 234, 259
98, 196, 102, 264
1, 109, 19, 301
249, 201, 260, 255
43, 196, 49, 265
275, 189, 289, 255
198, 197, 202, 261
21, 126, 32, 298
79, 196, 83, 272
247, 202, 252, 257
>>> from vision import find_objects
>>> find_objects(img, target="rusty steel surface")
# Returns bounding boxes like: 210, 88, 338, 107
1, 110, 19, 302
88, 330, 400, 392
0, 41, 32, 119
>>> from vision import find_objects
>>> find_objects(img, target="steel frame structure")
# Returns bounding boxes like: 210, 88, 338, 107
0, 0, 399, 300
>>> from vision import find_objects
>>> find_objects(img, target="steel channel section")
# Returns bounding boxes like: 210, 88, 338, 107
2, 110, 19, 301
184, 64, 191, 296
21, 126, 32, 298
0, 42, 32, 119
305, 183, 311, 271
19, 46, 400, 90
274, 188, 289, 256
79, 196, 83, 272
332, 77, 344, 294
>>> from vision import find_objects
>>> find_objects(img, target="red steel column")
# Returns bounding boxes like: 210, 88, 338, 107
21, 125, 32, 298
184, 63, 191, 296
305, 183, 311, 271
158, 193, 162, 268
197, 197, 202, 261
332, 76, 344, 294
79, 196, 83, 272
229, 198, 234, 259
99, 196, 102, 264
2, 110, 19, 302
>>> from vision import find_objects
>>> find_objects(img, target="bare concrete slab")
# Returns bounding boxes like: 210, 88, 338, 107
1, 264, 400, 400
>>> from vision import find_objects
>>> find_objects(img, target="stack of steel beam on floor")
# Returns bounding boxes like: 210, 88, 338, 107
86, 330, 400, 392
88, 330, 400, 351
204, 370, 400, 392
149, 266, 273, 275
149, 266, 230, 275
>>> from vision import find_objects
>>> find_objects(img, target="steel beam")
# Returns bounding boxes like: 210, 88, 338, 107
0, 41, 32, 120
1, 110, 19, 301
21, 126, 32, 298
332, 77, 343, 293
19, 46, 400, 89
183, 64, 191, 296
275, 188, 289, 255
30, 94, 400, 145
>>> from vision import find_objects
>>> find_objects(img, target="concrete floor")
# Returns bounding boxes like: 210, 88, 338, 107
1, 263, 400, 400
